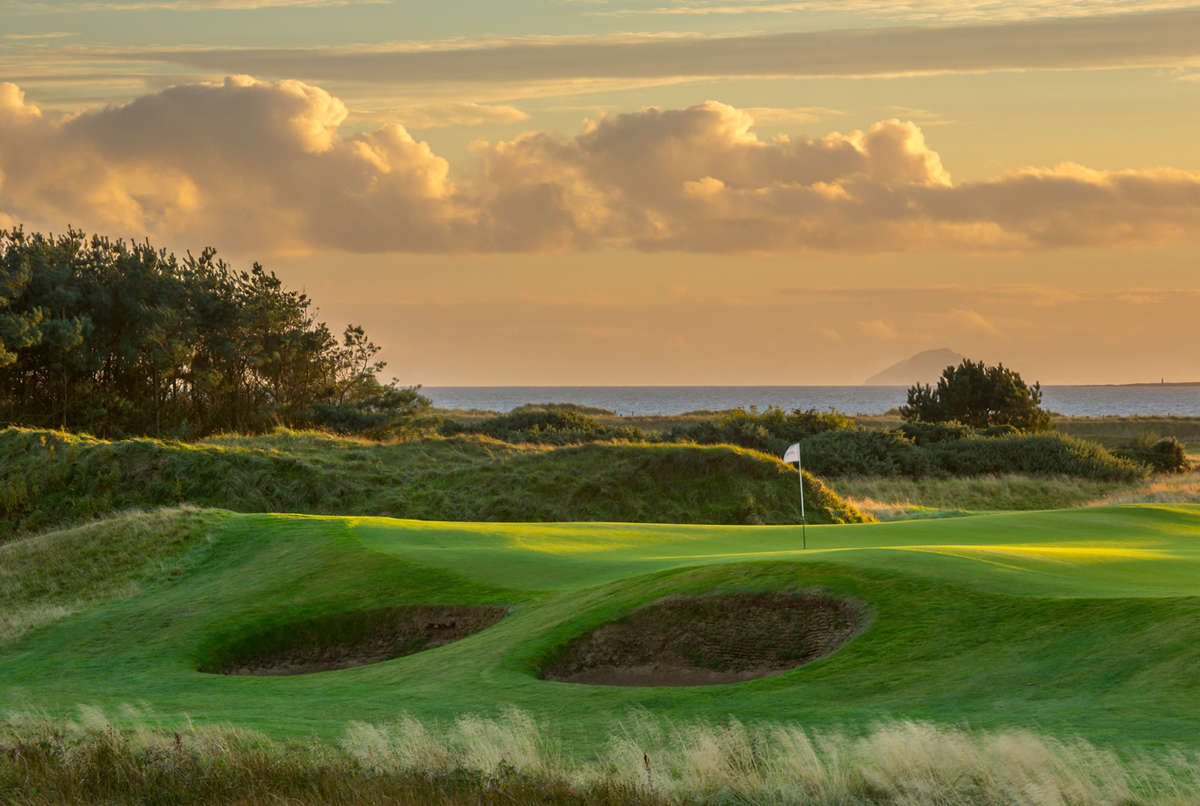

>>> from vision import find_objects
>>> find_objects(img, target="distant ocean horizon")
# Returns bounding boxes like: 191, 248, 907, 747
424, 385, 1200, 418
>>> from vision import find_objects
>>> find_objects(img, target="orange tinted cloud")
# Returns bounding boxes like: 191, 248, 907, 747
4, 77, 1200, 255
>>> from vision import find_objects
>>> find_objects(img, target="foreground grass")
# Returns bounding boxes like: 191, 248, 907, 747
5, 707, 1198, 806
0, 427, 864, 539
4, 506, 1200, 751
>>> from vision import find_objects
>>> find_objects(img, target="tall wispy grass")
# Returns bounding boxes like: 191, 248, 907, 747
836, 470, 1200, 521
6, 706, 1197, 805
833, 475, 1127, 520
1102, 468, 1200, 507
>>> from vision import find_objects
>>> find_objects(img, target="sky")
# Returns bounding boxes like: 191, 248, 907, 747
3, 1, 1200, 385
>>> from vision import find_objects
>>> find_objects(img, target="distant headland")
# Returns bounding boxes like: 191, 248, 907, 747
864, 348, 967, 386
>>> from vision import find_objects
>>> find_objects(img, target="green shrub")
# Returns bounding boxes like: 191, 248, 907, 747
510, 402, 617, 416
796, 430, 1144, 482
902, 359, 1052, 431
667, 407, 852, 456
1115, 435, 1192, 474
459, 410, 645, 445
927, 433, 1145, 481
896, 422, 971, 445
797, 429, 932, 478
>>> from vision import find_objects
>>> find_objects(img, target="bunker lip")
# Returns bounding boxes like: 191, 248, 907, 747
211, 605, 508, 676
541, 592, 865, 687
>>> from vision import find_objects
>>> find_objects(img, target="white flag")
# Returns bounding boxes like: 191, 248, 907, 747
783, 443, 800, 464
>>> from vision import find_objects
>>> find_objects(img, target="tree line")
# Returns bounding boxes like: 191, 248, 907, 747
0, 228, 424, 438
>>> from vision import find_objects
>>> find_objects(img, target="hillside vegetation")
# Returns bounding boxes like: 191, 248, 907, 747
441, 406, 1157, 480
0, 427, 865, 539
0, 508, 217, 644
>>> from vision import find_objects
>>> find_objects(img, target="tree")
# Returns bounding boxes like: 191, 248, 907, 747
0, 227, 404, 438
900, 359, 1051, 431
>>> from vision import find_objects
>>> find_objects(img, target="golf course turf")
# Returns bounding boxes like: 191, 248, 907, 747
3, 503, 1199, 758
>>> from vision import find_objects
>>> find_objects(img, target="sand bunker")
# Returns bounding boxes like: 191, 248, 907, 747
542, 593, 864, 686
215, 605, 508, 676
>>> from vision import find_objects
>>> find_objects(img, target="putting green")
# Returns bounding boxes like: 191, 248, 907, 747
2, 504, 1198, 752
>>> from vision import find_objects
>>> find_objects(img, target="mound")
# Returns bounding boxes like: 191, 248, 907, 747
207, 605, 508, 676
543, 592, 865, 686
1, 428, 867, 538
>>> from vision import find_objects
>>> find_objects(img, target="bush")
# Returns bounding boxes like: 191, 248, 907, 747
902, 359, 1051, 431
667, 407, 853, 457
460, 410, 645, 445
798, 429, 933, 478
1115, 435, 1191, 474
896, 422, 971, 446
510, 402, 617, 416
795, 429, 1144, 482
928, 433, 1146, 481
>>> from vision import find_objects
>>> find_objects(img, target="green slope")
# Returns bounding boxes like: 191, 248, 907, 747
0, 427, 864, 538
2, 504, 1199, 754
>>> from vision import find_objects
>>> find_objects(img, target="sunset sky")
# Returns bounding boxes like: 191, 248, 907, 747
4, 1, 1200, 385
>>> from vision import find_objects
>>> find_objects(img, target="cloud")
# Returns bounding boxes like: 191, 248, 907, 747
1, 32, 77, 40
11, 0, 385, 10
945, 308, 1000, 335
1114, 292, 1169, 304
0, 76, 462, 253
857, 319, 898, 340
591, 0, 1199, 23
740, 106, 844, 125
395, 102, 529, 129
5, 78, 1200, 255
883, 106, 955, 127
93, 9, 1200, 85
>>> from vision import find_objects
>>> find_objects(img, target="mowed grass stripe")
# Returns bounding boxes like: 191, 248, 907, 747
2, 504, 1199, 752
347, 504, 1200, 596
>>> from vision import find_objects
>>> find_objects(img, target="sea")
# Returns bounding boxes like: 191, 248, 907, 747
424, 385, 1200, 418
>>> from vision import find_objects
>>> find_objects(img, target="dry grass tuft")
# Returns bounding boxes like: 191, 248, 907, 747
6, 706, 1195, 805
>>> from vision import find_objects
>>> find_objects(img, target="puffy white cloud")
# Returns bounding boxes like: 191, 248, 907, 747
4, 78, 1200, 255
0, 76, 461, 252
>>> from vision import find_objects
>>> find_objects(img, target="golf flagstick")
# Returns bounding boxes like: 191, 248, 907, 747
798, 448, 806, 550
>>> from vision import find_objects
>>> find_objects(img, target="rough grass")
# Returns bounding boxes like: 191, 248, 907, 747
833, 470, 1200, 520
0, 508, 218, 646
1054, 417, 1200, 453
0, 427, 866, 540
832, 475, 1129, 519
4, 707, 1197, 806
1104, 468, 1200, 506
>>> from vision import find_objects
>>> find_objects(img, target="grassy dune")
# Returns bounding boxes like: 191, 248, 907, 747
0, 427, 864, 539
0, 508, 216, 645
3, 505, 1200, 751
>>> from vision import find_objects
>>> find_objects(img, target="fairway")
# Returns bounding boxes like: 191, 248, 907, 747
3, 504, 1199, 754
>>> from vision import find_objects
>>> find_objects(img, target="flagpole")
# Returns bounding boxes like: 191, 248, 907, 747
798, 448, 806, 550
